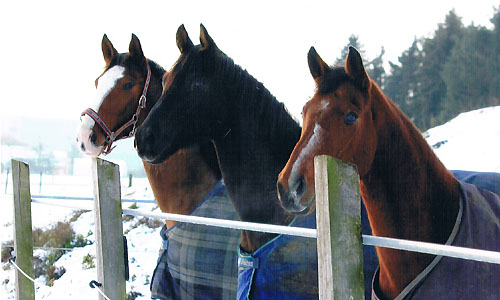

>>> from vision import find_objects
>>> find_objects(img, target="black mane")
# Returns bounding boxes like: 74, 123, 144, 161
213, 50, 302, 161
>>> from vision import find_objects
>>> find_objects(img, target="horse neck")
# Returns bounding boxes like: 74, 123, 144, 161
140, 61, 220, 229
361, 85, 460, 298
142, 145, 219, 229
212, 58, 300, 252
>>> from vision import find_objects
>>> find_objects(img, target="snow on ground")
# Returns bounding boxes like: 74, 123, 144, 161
424, 105, 500, 173
1, 172, 161, 300
1, 106, 500, 299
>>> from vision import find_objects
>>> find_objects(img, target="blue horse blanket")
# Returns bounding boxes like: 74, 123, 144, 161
371, 180, 500, 299
237, 212, 318, 300
150, 181, 240, 300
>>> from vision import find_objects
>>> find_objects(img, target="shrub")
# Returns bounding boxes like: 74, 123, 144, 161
82, 253, 95, 269
127, 291, 143, 300
31, 221, 91, 284
1, 242, 14, 263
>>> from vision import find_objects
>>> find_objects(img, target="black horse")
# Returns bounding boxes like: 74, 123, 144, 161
135, 24, 326, 299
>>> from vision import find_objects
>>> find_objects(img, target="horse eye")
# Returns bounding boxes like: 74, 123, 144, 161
344, 111, 358, 125
123, 81, 135, 90
192, 81, 204, 89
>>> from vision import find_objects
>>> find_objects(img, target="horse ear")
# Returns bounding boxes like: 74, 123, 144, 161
308, 47, 328, 80
129, 34, 146, 65
200, 24, 216, 51
102, 34, 117, 65
176, 24, 193, 54
345, 46, 370, 91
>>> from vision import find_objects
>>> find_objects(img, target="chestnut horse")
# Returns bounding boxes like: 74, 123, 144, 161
277, 46, 500, 299
76, 34, 239, 299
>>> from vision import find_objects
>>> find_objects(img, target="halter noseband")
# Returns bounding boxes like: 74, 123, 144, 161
82, 62, 151, 155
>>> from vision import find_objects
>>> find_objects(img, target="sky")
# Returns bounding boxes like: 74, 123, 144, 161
1, 0, 499, 122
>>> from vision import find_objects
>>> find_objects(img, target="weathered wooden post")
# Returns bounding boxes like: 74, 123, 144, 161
92, 158, 126, 300
11, 159, 35, 300
314, 155, 364, 300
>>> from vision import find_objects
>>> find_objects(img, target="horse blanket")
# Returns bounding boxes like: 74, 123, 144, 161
151, 181, 240, 300
451, 170, 500, 196
237, 205, 378, 300
371, 180, 500, 300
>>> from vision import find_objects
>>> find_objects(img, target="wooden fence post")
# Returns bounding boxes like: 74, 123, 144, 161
92, 158, 126, 300
314, 155, 364, 300
11, 159, 35, 300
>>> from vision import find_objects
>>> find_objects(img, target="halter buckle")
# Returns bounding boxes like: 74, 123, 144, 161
139, 95, 147, 108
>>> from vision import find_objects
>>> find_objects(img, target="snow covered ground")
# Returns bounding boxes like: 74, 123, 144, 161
1, 105, 500, 299
425, 105, 500, 173
1, 173, 160, 299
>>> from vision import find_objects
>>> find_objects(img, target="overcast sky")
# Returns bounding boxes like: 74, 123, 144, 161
1, 0, 498, 122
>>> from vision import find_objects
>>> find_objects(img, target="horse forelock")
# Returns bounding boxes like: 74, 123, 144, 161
317, 67, 350, 95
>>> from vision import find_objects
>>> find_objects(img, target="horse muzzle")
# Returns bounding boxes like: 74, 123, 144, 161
277, 175, 313, 214
76, 125, 104, 157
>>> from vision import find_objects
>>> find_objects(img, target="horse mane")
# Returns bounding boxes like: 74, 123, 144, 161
214, 49, 302, 161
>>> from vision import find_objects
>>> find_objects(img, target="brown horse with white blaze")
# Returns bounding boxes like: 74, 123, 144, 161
76, 34, 239, 299
76, 34, 222, 229
277, 46, 500, 299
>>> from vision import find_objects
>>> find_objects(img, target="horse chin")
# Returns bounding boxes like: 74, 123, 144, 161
295, 197, 315, 215
139, 146, 176, 165
77, 140, 104, 157
280, 195, 315, 215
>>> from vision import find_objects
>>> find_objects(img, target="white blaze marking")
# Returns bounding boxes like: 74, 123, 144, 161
320, 100, 329, 110
76, 65, 125, 156
289, 123, 323, 186
80, 65, 126, 131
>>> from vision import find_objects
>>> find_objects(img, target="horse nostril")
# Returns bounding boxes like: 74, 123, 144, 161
90, 131, 97, 144
80, 142, 86, 152
292, 175, 306, 199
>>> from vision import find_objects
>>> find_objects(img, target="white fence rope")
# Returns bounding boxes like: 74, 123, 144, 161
9, 259, 39, 286
32, 198, 500, 265
8, 258, 112, 300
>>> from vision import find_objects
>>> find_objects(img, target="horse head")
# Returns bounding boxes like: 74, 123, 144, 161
77, 34, 162, 156
136, 24, 228, 164
277, 46, 378, 214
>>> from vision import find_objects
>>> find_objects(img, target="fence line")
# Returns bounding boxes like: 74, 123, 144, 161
31, 194, 156, 203
10, 157, 500, 299
6, 258, 112, 300
31, 194, 500, 265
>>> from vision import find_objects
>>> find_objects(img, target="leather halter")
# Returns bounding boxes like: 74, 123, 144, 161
82, 62, 151, 155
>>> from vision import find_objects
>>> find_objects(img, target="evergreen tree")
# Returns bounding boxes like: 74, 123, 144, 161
489, 6, 500, 101
418, 9, 463, 129
368, 47, 386, 88
441, 25, 496, 121
335, 35, 385, 87
384, 39, 423, 122
335, 35, 366, 66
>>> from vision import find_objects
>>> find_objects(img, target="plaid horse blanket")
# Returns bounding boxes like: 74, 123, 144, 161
150, 181, 240, 300
372, 179, 500, 300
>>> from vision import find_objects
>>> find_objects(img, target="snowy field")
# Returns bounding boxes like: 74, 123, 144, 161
1, 105, 500, 299
1, 174, 159, 299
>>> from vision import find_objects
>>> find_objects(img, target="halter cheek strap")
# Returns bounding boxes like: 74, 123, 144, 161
81, 62, 151, 155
